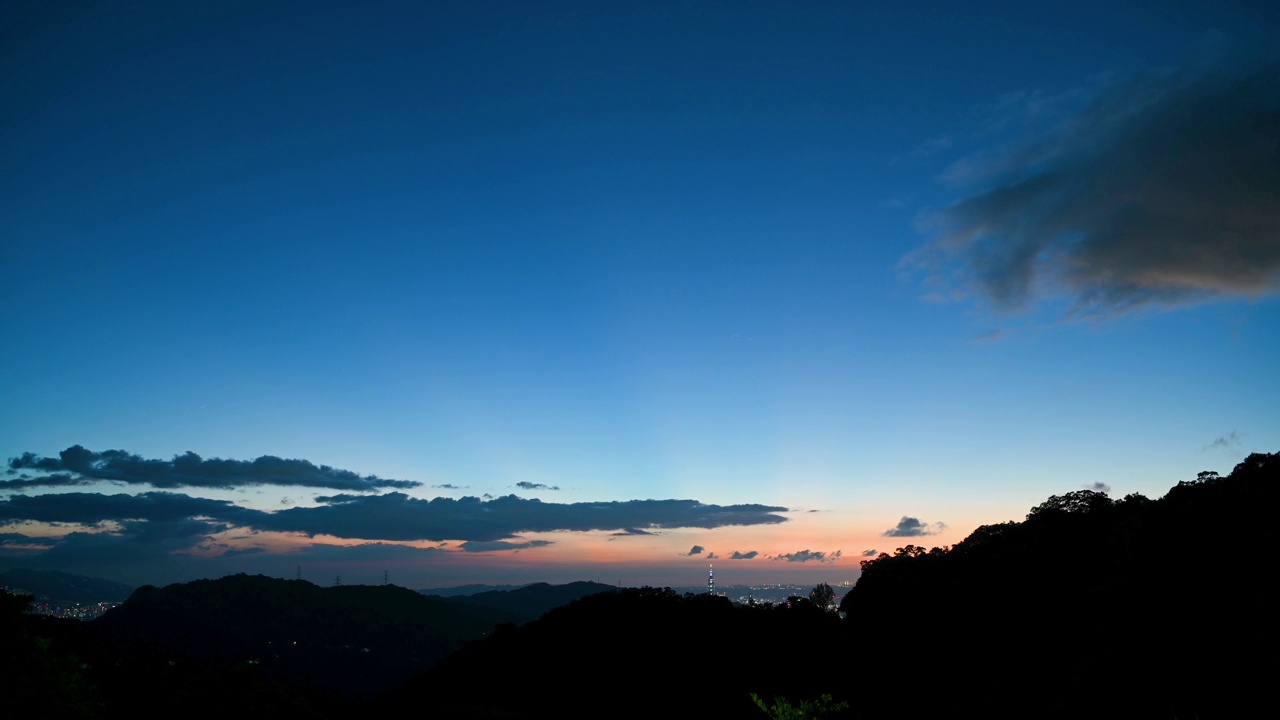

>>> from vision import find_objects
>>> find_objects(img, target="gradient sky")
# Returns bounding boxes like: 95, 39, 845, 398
3, 1, 1278, 590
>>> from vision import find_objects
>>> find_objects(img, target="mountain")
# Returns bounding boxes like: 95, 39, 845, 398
88, 573, 498, 708
434, 580, 619, 624
0, 568, 134, 605
418, 583, 528, 597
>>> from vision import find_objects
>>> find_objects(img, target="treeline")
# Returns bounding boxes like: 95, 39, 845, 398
841, 451, 1276, 719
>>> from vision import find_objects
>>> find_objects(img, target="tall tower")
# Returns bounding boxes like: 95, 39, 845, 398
708, 563, 715, 595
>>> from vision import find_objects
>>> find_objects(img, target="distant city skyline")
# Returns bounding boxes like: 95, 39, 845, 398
3, 1, 1277, 589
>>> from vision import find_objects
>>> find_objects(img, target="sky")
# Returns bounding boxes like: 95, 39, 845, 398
2, 1, 1278, 591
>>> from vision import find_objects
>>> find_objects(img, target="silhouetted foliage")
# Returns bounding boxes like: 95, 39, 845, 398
752, 692, 849, 720
807, 582, 835, 609
839, 451, 1278, 719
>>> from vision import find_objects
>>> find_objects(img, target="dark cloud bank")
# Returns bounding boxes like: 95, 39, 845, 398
0, 491, 788, 544
912, 54, 1280, 317
6, 445, 419, 491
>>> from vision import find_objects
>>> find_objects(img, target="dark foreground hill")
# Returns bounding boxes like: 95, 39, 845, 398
838, 451, 1279, 719
378, 586, 847, 719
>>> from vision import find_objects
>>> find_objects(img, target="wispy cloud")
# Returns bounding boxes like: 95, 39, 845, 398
611, 527, 656, 536
883, 516, 946, 537
971, 328, 1008, 343
909, 54, 1280, 318
457, 539, 553, 553
729, 550, 759, 560
1205, 431, 1242, 451
1083, 482, 1111, 493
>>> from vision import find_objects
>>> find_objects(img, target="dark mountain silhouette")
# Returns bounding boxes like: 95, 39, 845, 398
75, 574, 497, 714
433, 580, 619, 625
418, 583, 528, 596
0, 568, 134, 605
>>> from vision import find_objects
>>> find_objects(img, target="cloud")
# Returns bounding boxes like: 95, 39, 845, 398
270, 493, 786, 542
883, 517, 946, 537
0, 532, 57, 547
971, 328, 1008, 343
1205, 431, 1242, 450
913, 134, 953, 158
610, 527, 655, 536
433, 484, 464, 490
775, 549, 842, 563
457, 539, 553, 553
909, 54, 1280, 317
861, 549, 879, 557
6, 446, 421, 492
515, 481, 560, 491
686, 545, 705, 556
0, 491, 261, 526
0, 473, 95, 490
1083, 482, 1111, 493
729, 550, 758, 560
0, 491, 788, 544
706, 552, 719, 559
217, 546, 266, 558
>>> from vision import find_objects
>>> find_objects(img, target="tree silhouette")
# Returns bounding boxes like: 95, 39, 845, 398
808, 583, 835, 610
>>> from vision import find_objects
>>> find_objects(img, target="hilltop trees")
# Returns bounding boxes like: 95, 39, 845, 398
837, 451, 1278, 719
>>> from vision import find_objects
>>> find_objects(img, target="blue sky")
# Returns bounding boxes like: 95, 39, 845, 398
2, 1, 1277, 589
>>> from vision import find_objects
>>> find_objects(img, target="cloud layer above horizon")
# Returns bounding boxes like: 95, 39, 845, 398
3, 446, 790, 544
0, 488, 789, 544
